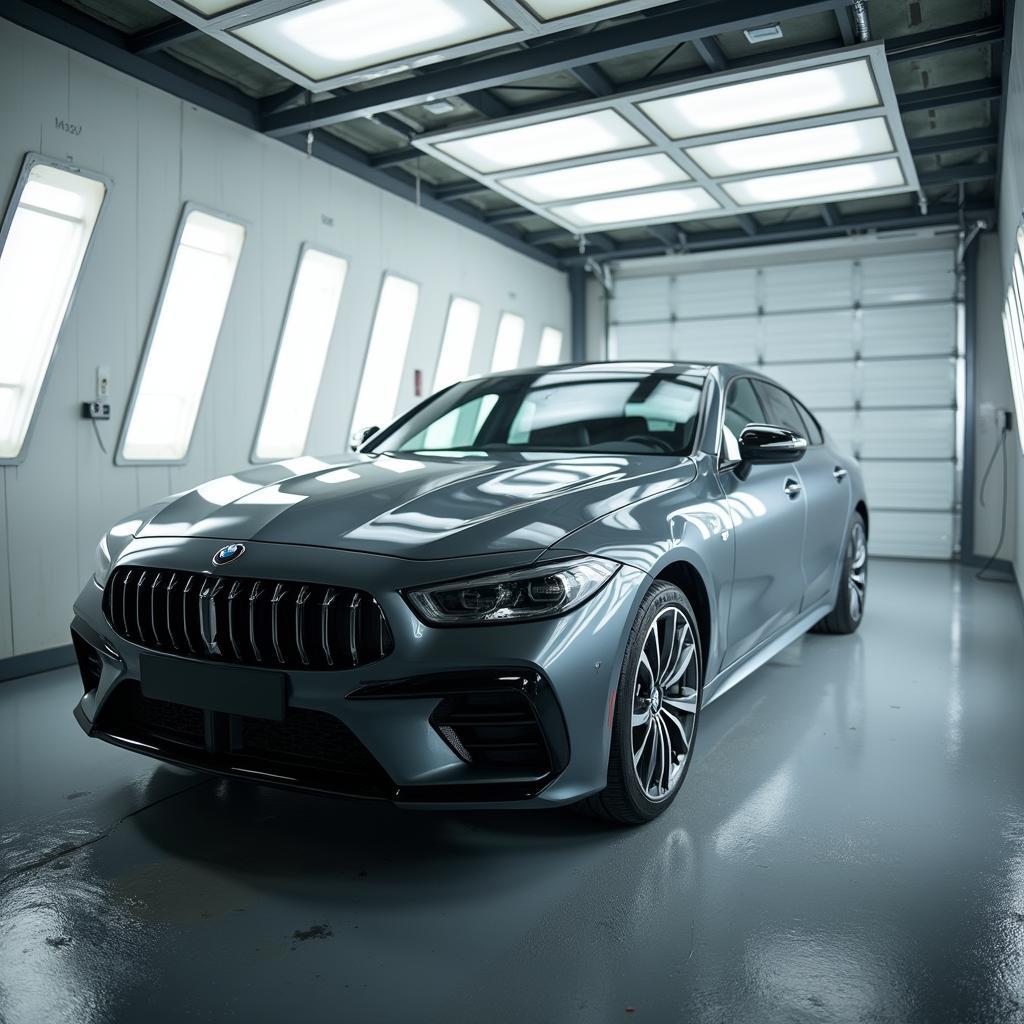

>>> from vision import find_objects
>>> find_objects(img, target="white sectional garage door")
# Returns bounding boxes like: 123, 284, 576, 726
609, 247, 959, 559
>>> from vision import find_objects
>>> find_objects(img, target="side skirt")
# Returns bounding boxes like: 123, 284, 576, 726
701, 598, 834, 707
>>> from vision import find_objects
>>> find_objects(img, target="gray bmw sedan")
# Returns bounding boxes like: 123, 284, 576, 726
72, 362, 867, 824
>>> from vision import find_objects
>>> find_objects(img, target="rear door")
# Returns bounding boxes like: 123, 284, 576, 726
754, 381, 850, 608
718, 377, 807, 668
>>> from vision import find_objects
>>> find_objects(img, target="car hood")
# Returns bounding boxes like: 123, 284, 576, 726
133, 451, 696, 560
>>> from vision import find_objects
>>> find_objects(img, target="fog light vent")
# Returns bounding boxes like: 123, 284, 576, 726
71, 629, 103, 694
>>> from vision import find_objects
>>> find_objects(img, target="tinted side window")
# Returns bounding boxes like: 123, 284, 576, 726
794, 398, 824, 445
723, 378, 765, 439
754, 382, 806, 437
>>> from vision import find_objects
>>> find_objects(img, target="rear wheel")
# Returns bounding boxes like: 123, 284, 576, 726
583, 581, 702, 825
812, 513, 867, 635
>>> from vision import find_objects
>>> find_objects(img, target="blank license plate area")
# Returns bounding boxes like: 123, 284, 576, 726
140, 654, 287, 721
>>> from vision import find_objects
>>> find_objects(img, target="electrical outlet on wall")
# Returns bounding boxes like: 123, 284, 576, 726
96, 366, 111, 399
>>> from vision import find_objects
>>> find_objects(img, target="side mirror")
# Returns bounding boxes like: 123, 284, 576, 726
351, 425, 379, 451
738, 424, 808, 464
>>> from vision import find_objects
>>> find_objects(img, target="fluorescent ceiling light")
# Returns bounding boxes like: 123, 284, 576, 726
122, 209, 246, 462
639, 59, 879, 138
552, 186, 718, 229
351, 274, 419, 438
179, 0, 243, 14
436, 110, 648, 174
523, 0, 674, 17
234, 0, 512, 81
254, 248, 349, 461
491, 313, 525, 372
0, 161, 106, 460
434, 296, 481, 392
723, 157, 905, 205
537, 327, 564, 365
502, 154, 688, 204
688, 117, 893, 177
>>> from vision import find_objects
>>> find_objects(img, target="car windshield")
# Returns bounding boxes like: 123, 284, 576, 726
364, 369, 706, 456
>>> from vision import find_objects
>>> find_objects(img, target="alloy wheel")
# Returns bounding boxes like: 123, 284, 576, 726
631, 605, 700, 801
848, 521, 867, 621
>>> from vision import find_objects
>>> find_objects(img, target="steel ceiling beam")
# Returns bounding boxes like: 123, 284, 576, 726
917, 161, 997, 187
885, 17, 1003, 61
909, 126, 1000, 156
560, 203, 994, 265
898, 79, 1001, 112
567, 64, 615, 97
692, 36, 728, 72
261, 0, 848, 136
821, 203, 840, 226
127, 17, 201, 55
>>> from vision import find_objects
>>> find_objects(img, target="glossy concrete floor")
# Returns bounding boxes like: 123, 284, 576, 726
1, 560, 1023, 1024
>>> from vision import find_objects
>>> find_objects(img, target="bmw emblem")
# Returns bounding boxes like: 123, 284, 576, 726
213, 543, 245, 566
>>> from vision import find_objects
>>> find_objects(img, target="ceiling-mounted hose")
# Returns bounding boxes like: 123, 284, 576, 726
850, 0, 871, 42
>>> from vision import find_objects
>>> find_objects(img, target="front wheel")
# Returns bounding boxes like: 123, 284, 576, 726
582, 581, 703, 825
812, 512, 867, 635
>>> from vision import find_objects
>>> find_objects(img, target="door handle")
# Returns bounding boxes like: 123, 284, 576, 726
832, 466, 848, 481
784, 478, 802, 498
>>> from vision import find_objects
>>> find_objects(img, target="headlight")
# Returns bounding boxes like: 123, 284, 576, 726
93, 534, 112, 587
405, 556, 619, 626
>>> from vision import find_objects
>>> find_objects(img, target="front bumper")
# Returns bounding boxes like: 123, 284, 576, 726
72, 537, 647, 808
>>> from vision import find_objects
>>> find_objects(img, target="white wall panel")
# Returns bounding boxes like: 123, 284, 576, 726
0, 20, 568, 657
609, 275, 672, 324
767, 361, 857, 410
869, 510, 954, 559
762, 309, 855, 362
674, 268, 758, 318
858, 409, 955, 460
860, 461, 954, 511
861, 358, 955, 408
817, 411, 855, 455
860, 303, 956, 358
676, 317, 758, 364
860, 249, 956, 305
762, 259, 853, 312
610, 321, 676, 360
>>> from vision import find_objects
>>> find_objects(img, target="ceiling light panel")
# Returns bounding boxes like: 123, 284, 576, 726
688, 117, 893, 177
502, 154, 688, 204
553, 187, 719, 230
723, 158, 906, 206
437, 110, 648, 174
522, 0, 675, 19
639, 59, 880, 139
233, 0, 514, 82
415, 45, 916, 233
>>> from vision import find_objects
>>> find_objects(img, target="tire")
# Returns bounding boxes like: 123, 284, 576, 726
812, 512, 867, 635
582, 581, 703, 825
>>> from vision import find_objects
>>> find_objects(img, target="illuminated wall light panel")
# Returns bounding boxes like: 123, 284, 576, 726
120, 206, 246, 463
491, 313, 525, 372
233, 0, 514, 83
537, 326, 565, 365
1006, 226, 1024, 453
502, 153, 688, 204
351, 273, 420, 439
253, 246, 349, 461
434, 296, 481, 392
638, 59, 880, 138
437, 110, 649, 174
415, 44, 916, 234
0, 155, 108, 463
687, 117, 894, 177
723, 158, 905, 206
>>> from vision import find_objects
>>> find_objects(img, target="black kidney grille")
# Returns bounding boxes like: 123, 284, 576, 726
103, 566, 392, 671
